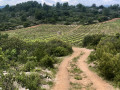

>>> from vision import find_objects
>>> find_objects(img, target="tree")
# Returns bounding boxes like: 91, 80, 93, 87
63, 2, 69, 10
103, 9, 110, 16
92, 4, 96, 8
43, 3, 50, 12
20, 15, 27, 21
76, 4, 86, 12
0, 48, 9, 69
23, 22, 30, 27
56, 2, 61, 9
99, 5, 104, 9
3, 5, 10, 11
35, 10, 44, 20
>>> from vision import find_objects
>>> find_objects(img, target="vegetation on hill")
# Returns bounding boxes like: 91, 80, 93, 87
85, 33, 120, 88
1, 1, 120, 89
3, 19, 120, 46
0, 1, 120, 31
0, 33, 73, 89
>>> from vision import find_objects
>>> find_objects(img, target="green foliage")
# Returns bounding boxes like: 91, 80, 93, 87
0, 35, 72, 68
0, 33, 8, 40
18, 50, 28, 63
23, 22, 30, 28
0, 48, 9, 69
46, 39, 73, 56
0, 35, 73, 89
23, 61, 36, 72
20, 15, 27, 22
0, 37, 27, 54
33, 42, 46, 62
89, 35, 120, 86
16, 73, 41, 90
98, 16, 109, 22
40, 55, 56, 68
0, 1, 120, 31
82, 34, 105, 47
52, 46, 69, 56
1, 74, 15, 90
116, 33, 120, 39
5, 49, 17, 61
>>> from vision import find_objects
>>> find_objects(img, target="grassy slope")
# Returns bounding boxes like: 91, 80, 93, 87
2, 19, 120, 46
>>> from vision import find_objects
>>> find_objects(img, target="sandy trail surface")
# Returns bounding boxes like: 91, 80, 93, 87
52, 47, 114, 90
77, 48, 114, 90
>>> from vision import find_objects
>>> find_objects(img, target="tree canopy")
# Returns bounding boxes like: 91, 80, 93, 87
0, 1, 120, 31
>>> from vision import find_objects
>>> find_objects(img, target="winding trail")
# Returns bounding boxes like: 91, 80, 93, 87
52, 47, 114, 90
52, 47, 81, 90
77, 48, 114, 90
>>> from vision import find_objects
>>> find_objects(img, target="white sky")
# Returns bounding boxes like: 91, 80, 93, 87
0, 0, 119, 6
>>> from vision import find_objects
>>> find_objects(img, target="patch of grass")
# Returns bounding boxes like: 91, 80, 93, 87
84, 83, 94, 90
80, 51, 85, 56
33, 68, 41, 72
70, 63, 76, 67
48, 81, 53, 86
74, 75, 82, 80
72, 52, 85, 62
70, 82, 82, 90
72, 67, 83, 74
72, 56, 80, 62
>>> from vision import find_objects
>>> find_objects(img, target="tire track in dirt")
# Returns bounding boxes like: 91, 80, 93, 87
52, 47, 81, 90
77, 48, 114, 90
52, 47, 114, 90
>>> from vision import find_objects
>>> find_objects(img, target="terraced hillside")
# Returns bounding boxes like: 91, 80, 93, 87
2, 19, 120, 46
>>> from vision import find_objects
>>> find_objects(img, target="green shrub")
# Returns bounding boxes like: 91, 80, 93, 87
0, 37, 28, 54
16, 73, 41, 90
82, 34, 105, 47
89, 51, 97, 62
40, 55, 56, 68
33, 46, 46, 62
89, 36, 120, 82
52, 46, 69, 56
46, 39, 73, 56
0, 33, 8, 40
0, 48, 9, 70
23, 61, 36, 72
5, 49, 17, 61
1, 74, 15, 90
23, 22, 30, 28
18, 50, 28, 63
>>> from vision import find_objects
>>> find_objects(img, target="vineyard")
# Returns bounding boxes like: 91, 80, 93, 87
3, 19, 120, 46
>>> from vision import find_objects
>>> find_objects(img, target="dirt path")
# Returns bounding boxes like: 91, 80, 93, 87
102, 18, 120, 23
77, 48, 114, 90
52, 47, 81, 90
52, 47, 114, 90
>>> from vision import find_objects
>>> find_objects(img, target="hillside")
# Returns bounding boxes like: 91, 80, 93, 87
0, 1, 120, 31
3, 19, 120, 46
1, 1, 120, 89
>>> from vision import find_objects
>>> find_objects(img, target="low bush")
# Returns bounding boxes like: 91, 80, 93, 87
52, 46, 69, 56
40, 55, 56, 68
82, 34, 105, 47
0, 37, 28, 54
0, 48, 9, 70
1, 74, 15, 90
89, 35, 120, 86
23, 61, 36, 72
0, 35, 73, 69
23, 22, 30, 28
16, 73, 41, 90
46, 39, 73, 56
